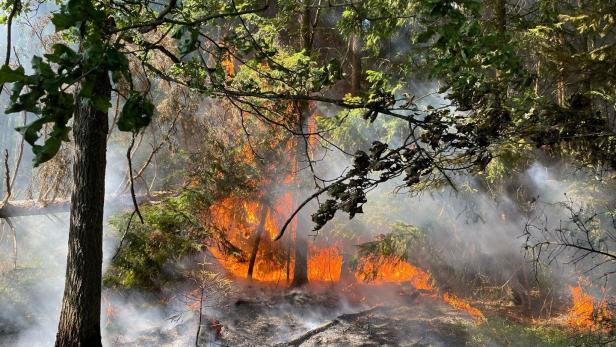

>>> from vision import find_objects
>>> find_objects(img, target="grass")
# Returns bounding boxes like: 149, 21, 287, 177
462, 317, 614, 347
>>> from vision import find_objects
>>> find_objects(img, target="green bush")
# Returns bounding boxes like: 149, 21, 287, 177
104, 192, 209, 289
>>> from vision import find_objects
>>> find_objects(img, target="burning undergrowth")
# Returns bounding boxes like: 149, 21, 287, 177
99, 135, 616, 346
204, 193, 486, 322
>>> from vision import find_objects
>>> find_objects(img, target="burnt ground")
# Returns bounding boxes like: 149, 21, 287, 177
216, 289, 472, 347
115, 284, 476, 347
272, 299, 471, 347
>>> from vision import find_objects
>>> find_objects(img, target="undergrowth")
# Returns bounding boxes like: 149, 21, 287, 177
464, 317, 614, 347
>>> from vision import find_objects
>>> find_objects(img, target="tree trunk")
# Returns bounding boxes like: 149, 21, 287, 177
286, 228, 291, 283
247, 205, 269, 279
55, 70, 110, 347
350, 33, 362, 95
493, 0, 506, 80
299, 1, 311, 52
291, 219, 309, 287
290, 2, 313, 288
494, 0, 506, 33
291, 105, 310, 287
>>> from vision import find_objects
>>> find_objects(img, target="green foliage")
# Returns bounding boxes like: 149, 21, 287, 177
317, 109, 407, 153
355, 222, 425, 261
172, 25, 199, 56
0, 0, 152, 166
105, 193, 208, 289
117, 92, 154, 132
483, 141, 533, 185
105, 136, 258, 289
336, 0, 414, 53
464, 317, 611, 347
352, 223, 426, 281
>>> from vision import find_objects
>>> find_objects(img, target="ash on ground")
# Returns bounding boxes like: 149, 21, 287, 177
114, 283, 475, 347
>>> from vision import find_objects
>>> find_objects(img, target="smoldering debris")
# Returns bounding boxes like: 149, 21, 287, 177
104, 281, 476, 347
273, 300, 471, 347
192, 285, 474, 347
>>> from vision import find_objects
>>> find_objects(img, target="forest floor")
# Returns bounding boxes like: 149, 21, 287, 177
116, 284, 477, 347
113, 282, 609, 347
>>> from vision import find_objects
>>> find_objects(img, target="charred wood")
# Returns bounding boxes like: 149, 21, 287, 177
274, 307, 380, 347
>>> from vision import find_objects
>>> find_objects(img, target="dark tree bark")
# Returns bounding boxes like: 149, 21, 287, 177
350, 33, 362, 95
290, 2, 313, 288
494, 0, 506, 33
247, 205, 269, 279
55, 70, 110, 347
291, 225, 309, 287
286, 228, 292, 283
291, 108, 310, 287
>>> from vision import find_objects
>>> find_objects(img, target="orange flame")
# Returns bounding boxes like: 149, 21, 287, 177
355, 255, 433, 290
209, 207, 484, 320
308, 245, 343, 282
208, 195, 293, 283
221, 51, 235, 77
443, 293, 484, 319
104, 299, 117, 327
567, 283, 611, 331
306, 111, 318, 149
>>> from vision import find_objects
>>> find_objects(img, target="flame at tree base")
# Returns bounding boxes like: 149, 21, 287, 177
209, 237, 484, 320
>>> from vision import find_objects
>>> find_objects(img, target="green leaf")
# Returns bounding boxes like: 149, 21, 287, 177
172, 25, 199, 55
105, 47, 129, 72
16, 118, 47, 146
83, 42, 105, 68
31, 125, 71, 166
31, 56, 54, 78
79, 76, 96, 98
52, 0, 101, 31
7, 88, 44, 113
0, 65, 25, 83
51, 12, 81, 31
415, 29, 435, 44
44, 44, 80, 66
117, 93, 154, 132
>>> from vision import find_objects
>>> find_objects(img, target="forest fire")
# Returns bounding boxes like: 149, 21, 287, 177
443, 293, 484, 320
200, 97, 488, 324
308, 245, 343, 282
354, 255, 433, 289
566, 282, 612, 331
206, 194, 485, 321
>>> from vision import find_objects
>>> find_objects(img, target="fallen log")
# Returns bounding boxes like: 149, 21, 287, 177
0, 200, 71, 218
274, 306, 380, 347
0, 191, 173, 219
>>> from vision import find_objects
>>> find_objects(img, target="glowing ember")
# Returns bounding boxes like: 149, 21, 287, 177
443, 293, 484, 320
567, 283, 611, 331
187, 288, 203, 311
104, 298, 117, 327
